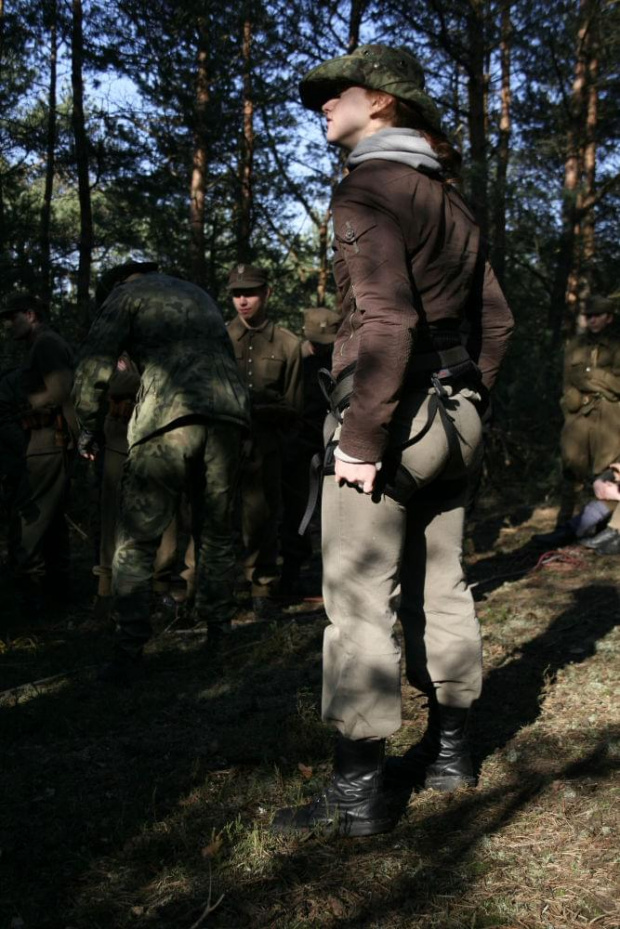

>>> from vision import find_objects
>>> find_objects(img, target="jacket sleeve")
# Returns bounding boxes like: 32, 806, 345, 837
465, 258, 514, 391
332, 176, 418, 462
73, 290, 133, 432
283, 339, 303, 420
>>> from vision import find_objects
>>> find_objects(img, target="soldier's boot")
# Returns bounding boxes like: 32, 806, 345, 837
386, 702, 475, 792
272, 734, 399, 837
582, 526, 620, 552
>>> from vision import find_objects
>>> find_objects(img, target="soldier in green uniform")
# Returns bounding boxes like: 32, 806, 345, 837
86, 353, 195, 614
280, 307, 341, 595
74, 264, 250, 680
0, 292, 77, 611
226, 265, 303, 612
558, 295, 620, 553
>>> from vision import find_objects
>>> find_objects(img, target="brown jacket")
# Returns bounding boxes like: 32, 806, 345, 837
227, 316, 303, 429
331, 161, 514, 461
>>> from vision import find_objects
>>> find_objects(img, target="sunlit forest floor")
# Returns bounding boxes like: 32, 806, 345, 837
1, 474, 619, 929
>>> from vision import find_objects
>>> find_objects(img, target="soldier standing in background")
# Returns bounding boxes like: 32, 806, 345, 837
556, 295, 620, 553
74, 264, 250, 681
280, 307, 341, 596
0, 292, 77, 612
226, 265, 303, 615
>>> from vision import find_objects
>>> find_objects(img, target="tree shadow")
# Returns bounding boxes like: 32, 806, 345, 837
475, 582, 620, 763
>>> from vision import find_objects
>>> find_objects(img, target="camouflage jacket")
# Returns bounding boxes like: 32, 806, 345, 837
74, 274, 250, 446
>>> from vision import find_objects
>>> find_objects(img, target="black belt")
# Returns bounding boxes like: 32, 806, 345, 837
298, 354, 476, 532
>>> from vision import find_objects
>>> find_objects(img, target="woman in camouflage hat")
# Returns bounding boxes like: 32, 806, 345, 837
272, 44, 514, 837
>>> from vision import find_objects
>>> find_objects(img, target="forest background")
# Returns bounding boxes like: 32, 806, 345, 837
1, 0, 619, 483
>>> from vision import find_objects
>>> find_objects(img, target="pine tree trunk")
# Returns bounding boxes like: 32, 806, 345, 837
71, 0, 93, 328
189, 17, 209, 288
549, 0, 590, 345
237, 14, 254, 263
0, 0, 5, 251
41, 1, 58, 302
466, 0, 489, 239
492, 0, 511, 286
581, 9, 598, 291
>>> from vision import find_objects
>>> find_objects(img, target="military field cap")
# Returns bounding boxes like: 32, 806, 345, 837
299, 44, 442, 132
0, 291, 48, 318
302, 307, 341, 344
227, 264, 269, 291
95, 260, 159, 308
584, 295, 617, 316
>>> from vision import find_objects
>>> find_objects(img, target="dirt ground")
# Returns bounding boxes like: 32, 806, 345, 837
1, 486, 618, 929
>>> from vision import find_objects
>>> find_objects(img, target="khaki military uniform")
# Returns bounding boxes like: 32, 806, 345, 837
560, 326, 620, 479
227, 315, 303, 596
8, 327, 77, 593
74, 273, 250, 655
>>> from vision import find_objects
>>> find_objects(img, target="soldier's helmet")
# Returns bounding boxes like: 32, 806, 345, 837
585, 295, 618, 316
0, 291, 48, 319
299, 44, 441, 132
302, 307, 341, 344
227, 264, 269, 291
95, 261, 159, 309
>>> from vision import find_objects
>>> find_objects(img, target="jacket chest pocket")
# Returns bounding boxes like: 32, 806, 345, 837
256, 354, 285, 389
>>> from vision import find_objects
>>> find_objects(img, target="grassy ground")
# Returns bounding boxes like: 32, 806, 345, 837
1, 487, 619, 929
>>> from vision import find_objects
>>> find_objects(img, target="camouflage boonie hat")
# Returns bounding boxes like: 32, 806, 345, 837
302, 307, 341, 344
0, 291, 48, 319
299, 44, 441, 132
96, 261, 158, 308
584, 295, 617, 316
227, 264, 269, 291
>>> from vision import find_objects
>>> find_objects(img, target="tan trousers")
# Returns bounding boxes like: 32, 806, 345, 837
322, 386, 484, 741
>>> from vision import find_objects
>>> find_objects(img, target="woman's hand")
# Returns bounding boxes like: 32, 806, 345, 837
334, 458, 377, 494
593, 478, 620, 501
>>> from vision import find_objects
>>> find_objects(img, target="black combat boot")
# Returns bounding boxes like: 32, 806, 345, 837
386, 702, 475, 792
582, 526, 620, 553
272, 734, 399, 837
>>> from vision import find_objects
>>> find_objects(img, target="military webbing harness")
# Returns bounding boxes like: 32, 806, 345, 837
297, 347, 476, 535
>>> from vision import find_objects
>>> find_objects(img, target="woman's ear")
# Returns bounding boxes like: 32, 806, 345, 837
368, 91, 397, 121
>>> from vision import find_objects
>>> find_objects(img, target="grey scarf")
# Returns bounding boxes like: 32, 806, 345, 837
346, 128, 441, 173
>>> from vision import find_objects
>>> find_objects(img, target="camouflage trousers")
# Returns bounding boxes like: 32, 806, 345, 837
112, 420, 243, 656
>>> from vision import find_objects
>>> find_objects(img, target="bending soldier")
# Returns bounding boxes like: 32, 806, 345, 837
74, 264, 250, 681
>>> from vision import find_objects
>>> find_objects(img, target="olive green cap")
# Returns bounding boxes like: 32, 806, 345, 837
302, 308, 341, 344
227, 264, 269, 291
299, 44, 442, 132
0, 291, 48, 319
584, 295, 617, 316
